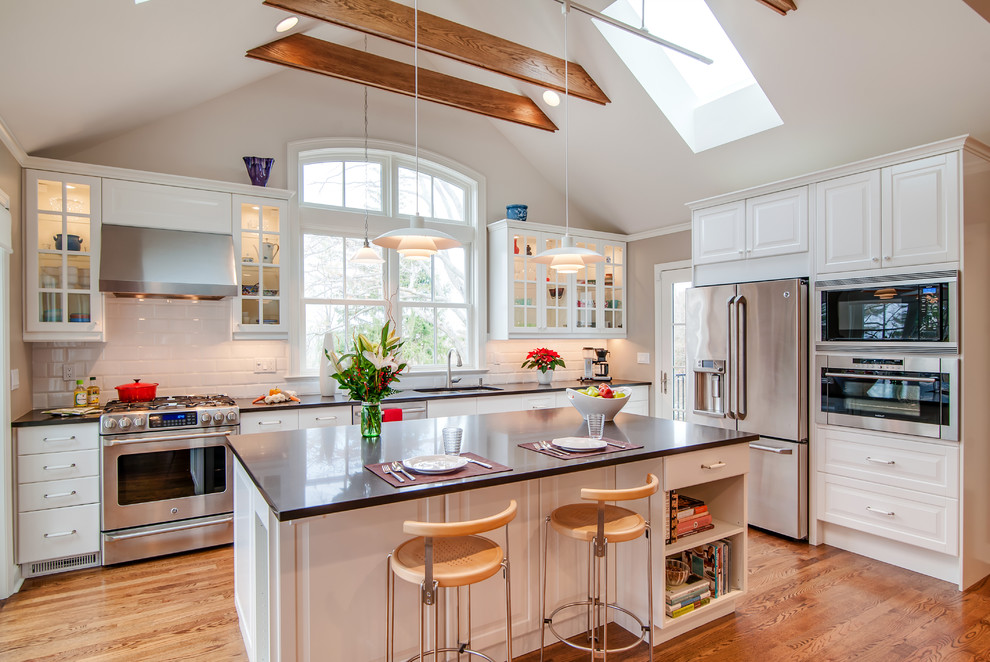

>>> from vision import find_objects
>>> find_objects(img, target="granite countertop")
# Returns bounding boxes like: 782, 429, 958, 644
226, 408, 757, 522
12, 378, 651, 427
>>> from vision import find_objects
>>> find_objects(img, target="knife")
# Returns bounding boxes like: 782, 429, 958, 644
466, 457, 493, 469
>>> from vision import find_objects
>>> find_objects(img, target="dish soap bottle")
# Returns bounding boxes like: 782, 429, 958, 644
87, 377, 100, 406
73, 379, 87, 408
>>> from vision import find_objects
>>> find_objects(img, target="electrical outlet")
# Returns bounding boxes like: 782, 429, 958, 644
636, 353, 650, 364
254, 359, 276, 374
10, 368, 19, 390
63, 364, 75, 380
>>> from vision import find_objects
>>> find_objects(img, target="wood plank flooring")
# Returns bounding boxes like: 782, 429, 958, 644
2, 530, 990, 661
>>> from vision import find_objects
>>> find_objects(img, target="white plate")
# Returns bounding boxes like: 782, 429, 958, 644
402, 455, 470, 474
551, 437, 607, 452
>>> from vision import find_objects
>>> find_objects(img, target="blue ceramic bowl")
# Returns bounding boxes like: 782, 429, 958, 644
506, 204, 528, 221
54, 234, 82, 251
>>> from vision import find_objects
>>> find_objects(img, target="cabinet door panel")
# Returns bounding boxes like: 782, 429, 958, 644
18, 503, 100, 563
882, 153, 959, 268
816, 171, 882, 274
239, 410, 300, 433
746, 187, 808, 259
103, 179, 231, 233
693, 201, 746, 265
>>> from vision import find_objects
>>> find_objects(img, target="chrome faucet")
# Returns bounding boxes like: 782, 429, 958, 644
446, 348, 463, 388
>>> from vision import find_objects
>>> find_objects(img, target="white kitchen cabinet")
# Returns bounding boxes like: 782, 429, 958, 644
102, 178, 232, 233
297, 406, 349, 429
476, 394, 525, 415
239, 410, 300, 433
427, 397, 478, 418
232, 196, 289, 339
692, 201, 746, 265
488, 220, 626, 339
816, 153, 959, 274
693, 188, 808, 266
23, 170, 105, 341
15, 423, 101, 574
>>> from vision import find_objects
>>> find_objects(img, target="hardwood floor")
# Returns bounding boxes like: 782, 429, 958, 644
2, 530, 990, 661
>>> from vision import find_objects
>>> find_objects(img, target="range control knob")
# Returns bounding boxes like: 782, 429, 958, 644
133, 416, 145, 428
212, 412, 224, 424
118, 417, 132, 430
103, 418, 118, 430
225, 411, 238, 423
200, 413, 213, 425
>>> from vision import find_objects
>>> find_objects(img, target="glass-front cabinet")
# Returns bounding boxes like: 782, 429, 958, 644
24, 170, 104, 341
489, 219, 627, 339
233, 195, 289, 338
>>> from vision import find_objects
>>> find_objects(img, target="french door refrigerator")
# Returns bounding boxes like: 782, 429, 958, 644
685, 278, 809, 539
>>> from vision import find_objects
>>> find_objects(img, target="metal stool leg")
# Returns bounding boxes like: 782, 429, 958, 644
602, 540, 609, 661
386, 553, 394, 662
504, 557, 513, 662
540, 516, 550, 662
646, 526, 655, 662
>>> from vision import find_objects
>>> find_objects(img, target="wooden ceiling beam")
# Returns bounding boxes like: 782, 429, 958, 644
755, 0, 797, 15
247, 34, 559, 132
962, 0, 990, 23
263, 0, 610, 105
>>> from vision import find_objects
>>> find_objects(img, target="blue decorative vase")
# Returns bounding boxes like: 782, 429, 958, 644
506, 204, 528, 221
243, 157, 275, 187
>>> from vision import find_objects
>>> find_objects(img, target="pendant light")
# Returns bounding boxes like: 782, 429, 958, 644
350, 36, 386, 265
373, 0, 461, 260
532, 0, 605, 274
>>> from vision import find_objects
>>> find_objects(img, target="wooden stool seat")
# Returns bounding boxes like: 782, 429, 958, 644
550, 503, 646, 543
391, 534, 504, 588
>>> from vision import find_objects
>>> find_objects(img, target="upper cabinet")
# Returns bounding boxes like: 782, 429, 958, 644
694, 187, 808, 266
24, 170, 105, 342
817, 153, 959, 274
233, 195, 288, 339
102, 179, 231, 233
488, 220, 626, 339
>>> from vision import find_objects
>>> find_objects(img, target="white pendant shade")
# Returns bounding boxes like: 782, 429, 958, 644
532, 235, 605, 272
373, 215, 461, 259
349, 238, 385, 264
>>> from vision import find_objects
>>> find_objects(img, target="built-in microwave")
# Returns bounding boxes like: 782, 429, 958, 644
816, 271, 957, 352
816, 354, 957, 441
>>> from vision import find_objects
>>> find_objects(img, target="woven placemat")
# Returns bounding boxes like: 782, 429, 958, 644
366, 453, 511, 487
518, 437, 642, 459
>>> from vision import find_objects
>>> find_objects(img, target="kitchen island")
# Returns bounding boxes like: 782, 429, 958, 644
227, 408, 757, 662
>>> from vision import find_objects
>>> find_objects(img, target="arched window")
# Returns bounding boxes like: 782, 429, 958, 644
289, 139, 485, 375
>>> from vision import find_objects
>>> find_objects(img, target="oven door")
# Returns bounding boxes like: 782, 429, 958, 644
101, 428, 234, 532
817, 356, 956, 440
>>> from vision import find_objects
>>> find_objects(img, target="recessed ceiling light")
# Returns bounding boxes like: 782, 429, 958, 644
543, 90, 561, 106
275, 16, 298, 33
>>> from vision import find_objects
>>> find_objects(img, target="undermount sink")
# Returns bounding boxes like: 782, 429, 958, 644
413, 386, 504, 394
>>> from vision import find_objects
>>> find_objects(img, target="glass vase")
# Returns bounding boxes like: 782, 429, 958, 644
361, 402, 383, 437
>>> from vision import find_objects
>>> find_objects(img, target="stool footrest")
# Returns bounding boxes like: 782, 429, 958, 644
544, 600, 649, 655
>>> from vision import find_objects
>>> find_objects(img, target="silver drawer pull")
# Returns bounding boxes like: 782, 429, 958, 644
44, 530, 77, 538
866, 506, 895, 517
866, 457, 896, 465
701, 461, 727, 470
824, 372, 936, 384
750, 443, 793, 455
402, 407, 428, 414
43, 463, 77, 471
43, 435, 77, 443
257, 420, 282, 426
44, 490, 78, 499
314, 416, 338, 421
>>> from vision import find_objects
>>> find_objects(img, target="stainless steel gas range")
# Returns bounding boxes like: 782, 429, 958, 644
100, 395, 238, 564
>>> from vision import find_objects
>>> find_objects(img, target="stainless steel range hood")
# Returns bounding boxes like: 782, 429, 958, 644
99, 224, 238, 299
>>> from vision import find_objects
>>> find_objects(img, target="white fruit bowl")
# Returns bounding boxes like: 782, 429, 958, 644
566, 387, 633, 421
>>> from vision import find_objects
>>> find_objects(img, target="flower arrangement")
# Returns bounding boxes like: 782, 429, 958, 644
326, 320, 408, 404
521, 348, 566, 373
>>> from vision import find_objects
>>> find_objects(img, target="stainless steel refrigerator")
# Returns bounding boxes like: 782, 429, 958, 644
685, 278, 808, 539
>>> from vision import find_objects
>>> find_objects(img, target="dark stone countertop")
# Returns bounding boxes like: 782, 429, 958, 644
226, 408, 757, 522
12, 379, 651, 427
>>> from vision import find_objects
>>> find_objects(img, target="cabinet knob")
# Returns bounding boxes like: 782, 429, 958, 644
883, 256, 891, 261
872, 256, 880, 263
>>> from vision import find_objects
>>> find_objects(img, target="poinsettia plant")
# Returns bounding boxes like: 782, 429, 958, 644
326, 320, 407, 403
521, 347, 566, 373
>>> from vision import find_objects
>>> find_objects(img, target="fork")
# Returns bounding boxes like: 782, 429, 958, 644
392, 461, 415, 481
383, 463, 404, 483
539, 441, 571, 458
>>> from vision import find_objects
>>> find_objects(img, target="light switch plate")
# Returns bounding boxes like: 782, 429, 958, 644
10, 368, 19, 390
254, 359, 276, 373
636, 353, 650, 364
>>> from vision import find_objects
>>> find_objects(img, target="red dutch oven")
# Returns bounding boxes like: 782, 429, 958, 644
115, 379, 159, 402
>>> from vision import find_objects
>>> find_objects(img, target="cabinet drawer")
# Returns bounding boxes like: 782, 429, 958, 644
239, 410, 300, 433
18, 476, 100, 513
18, 503, 101, 563
17, 423, 99, 455
819, 474, 957, 555
819, 427, 958, 496
18, 450, 99, 483
476, 395, 523, 415
524, 395, 557, 410
298, 407, 349, 429
664, 443, 749, 491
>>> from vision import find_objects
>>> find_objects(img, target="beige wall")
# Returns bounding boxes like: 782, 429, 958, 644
0, 141, 29, 418
608, 230, 691, 384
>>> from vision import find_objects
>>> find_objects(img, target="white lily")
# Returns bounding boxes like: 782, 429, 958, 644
363, 350, 398, 371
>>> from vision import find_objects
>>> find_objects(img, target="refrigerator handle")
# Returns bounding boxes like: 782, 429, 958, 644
737, 294, 747, 420
726, 295, 736, 420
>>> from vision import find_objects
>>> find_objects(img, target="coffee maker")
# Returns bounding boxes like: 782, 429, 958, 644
592, 348, 611, 382
581, 347, 596, 382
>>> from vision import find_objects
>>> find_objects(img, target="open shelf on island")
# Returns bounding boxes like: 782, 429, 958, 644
666, 518, 745, 556
663, 588, 743, 627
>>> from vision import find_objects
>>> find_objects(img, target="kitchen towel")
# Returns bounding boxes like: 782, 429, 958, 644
366, 453, 511, 488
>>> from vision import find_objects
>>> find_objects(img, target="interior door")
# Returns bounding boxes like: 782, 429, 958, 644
657, 266, 691, 420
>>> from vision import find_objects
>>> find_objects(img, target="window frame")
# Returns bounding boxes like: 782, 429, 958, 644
287, 138, 486, 378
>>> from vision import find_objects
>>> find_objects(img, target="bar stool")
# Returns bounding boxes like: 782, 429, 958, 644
386, 500, 517, 662
540, 474, 659, 661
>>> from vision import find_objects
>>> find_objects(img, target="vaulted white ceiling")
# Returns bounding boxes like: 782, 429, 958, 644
1, 0, 989, 234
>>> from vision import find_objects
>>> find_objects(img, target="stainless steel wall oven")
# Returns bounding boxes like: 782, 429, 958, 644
817, 354, 957, 441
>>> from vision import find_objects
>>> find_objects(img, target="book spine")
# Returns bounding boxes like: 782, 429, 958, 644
676, 513, 713, 533
667, 491, 678, 543
676, 504, 709, 518
676, 521, 715, 537
666, 597, 711, 618
666, 590, 711, 609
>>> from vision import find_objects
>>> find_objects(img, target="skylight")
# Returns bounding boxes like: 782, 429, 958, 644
597, 0, 782, 152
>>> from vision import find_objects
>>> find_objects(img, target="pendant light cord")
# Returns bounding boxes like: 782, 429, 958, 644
563, 0, 569, 237
363, 34, 371, 242
414, 0, 420, 218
